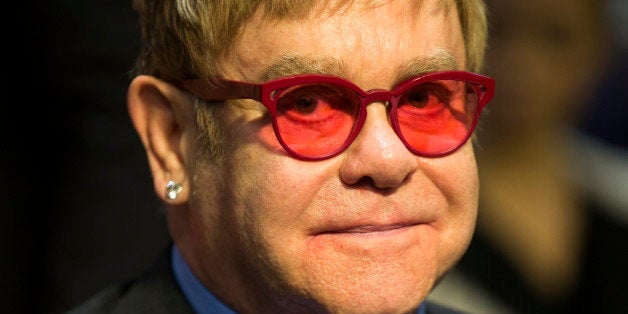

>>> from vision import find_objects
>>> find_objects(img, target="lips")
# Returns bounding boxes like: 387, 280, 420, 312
310, 215, 434, 238
323, 223, 418, 234
305, 191, 440, 239
307, 219, 432, 255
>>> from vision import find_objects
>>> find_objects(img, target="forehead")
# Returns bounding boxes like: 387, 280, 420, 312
220, 0, 465, 87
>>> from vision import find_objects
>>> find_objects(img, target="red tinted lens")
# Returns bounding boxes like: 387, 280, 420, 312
396, 80, 479, 155
275, 84, 360, 158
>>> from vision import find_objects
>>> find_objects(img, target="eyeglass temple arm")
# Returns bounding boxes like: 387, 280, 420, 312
179, 79, 262, 102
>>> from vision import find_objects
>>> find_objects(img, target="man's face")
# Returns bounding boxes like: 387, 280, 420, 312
184, 0, 478, 312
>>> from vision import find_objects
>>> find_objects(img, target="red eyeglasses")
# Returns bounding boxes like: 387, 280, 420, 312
180, 71, 495, 161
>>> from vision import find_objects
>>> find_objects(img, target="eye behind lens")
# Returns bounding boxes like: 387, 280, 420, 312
394, 80, 480, 155
274, 83, 361, 159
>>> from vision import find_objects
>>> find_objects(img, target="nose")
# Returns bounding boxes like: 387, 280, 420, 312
339, 103, 418, 189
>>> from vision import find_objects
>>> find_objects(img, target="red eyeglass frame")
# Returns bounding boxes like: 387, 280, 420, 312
180, 70, 495, 160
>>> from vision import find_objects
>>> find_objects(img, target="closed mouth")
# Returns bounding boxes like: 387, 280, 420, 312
323, 223, 417, 234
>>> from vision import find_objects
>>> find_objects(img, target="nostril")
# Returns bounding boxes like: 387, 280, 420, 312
354, 176, 377, 188
344, 176, 399, 195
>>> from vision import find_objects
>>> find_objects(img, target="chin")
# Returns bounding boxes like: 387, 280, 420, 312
314, 287, 428, 314
280, 231, 439, 313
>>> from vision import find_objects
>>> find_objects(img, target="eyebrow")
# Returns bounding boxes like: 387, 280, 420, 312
259, 55, 349, 82
258, 50, 459, 85
394, 50, 459, 84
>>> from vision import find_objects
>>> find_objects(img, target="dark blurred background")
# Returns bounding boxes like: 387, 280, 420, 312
1, 1, 168, 313
1, 1, 626, 313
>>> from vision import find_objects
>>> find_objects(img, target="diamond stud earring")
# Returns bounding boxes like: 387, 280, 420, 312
165, 180, 182, 200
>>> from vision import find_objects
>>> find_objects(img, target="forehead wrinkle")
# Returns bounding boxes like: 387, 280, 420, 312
259, 55, 350, 82
394, 50, 459, 85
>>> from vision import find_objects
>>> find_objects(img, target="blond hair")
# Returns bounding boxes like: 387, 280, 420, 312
132, 0, 488, 81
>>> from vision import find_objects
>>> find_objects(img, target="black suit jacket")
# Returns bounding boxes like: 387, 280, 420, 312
68, 248, 466, 314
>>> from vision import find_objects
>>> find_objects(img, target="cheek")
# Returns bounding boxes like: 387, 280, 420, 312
420, 143, 479, 274
436, 195, 478, 277
221, 104, 337, 250
258, 123, 285, 153
231, 155, 343, 292
229, 148, 336, 240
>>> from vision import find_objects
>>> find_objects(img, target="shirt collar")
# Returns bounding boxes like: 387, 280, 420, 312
172, 245, 237, 314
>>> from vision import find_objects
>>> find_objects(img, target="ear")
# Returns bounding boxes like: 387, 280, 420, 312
127, 75, 196, 205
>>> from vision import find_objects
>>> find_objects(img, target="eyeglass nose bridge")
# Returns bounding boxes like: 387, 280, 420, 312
355, 89, 404, 128
348, 89, 405, 147
360, 89, 397, 107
